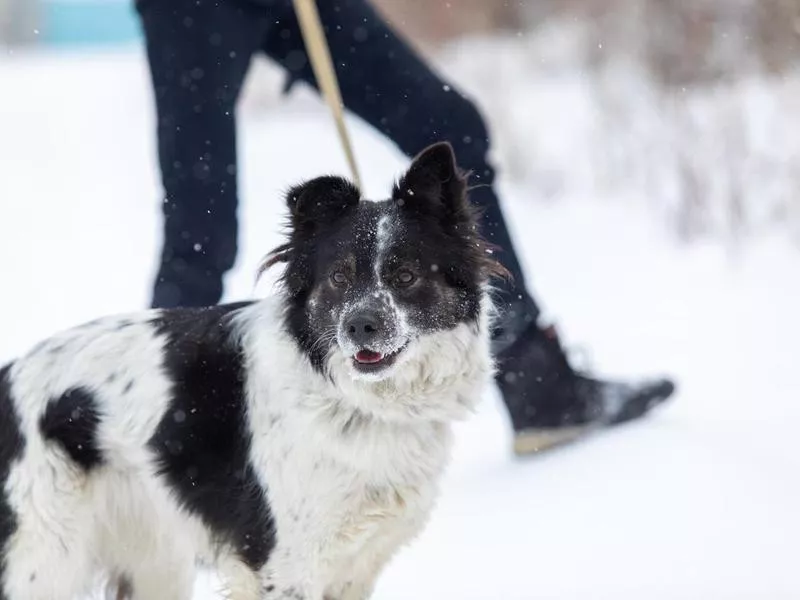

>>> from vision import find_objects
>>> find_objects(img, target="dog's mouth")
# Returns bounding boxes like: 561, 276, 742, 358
352, 344, 407, 373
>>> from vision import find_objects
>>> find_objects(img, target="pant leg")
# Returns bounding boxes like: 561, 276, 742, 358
259, 0, 539, 344
136, 0, 269, 308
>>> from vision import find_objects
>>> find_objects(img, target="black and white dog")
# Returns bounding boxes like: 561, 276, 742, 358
0, 143, 503, 600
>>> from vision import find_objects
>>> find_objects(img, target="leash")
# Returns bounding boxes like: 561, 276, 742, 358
292, 0, 363, 189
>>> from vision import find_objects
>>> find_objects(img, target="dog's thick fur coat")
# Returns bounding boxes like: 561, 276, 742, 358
0, 143, 497, 600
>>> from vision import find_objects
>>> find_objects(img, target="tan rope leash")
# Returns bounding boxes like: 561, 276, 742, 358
292, 0, 363, 189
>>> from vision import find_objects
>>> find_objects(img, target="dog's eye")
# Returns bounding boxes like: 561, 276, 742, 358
331, 271, 349, 286
393, 270, 416, 288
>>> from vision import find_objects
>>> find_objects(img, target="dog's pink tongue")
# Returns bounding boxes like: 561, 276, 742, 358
355, 350, 384, 364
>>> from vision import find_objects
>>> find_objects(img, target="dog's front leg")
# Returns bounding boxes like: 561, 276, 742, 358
324, 554, 387, 600
326, 506, 431, 600
329, 579, 377, 600
260, 550, 324, 600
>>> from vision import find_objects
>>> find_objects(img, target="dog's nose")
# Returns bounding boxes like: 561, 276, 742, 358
346, 312, 382, 347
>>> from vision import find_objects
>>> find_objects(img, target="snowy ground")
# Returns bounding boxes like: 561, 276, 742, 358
1, 48, 799, 600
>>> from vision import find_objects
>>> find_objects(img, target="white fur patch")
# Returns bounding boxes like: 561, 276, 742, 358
374, 214, 393, 279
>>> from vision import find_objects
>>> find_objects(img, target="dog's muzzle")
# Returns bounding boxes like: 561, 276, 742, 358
340, 308, 407, 374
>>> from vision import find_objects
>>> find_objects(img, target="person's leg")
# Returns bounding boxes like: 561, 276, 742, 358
136, 0, 270, 308
259, 0, 675, 454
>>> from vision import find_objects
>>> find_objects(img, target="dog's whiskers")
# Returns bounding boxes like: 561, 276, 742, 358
309, 328, 337, 356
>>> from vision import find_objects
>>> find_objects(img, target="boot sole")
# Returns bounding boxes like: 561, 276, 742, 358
513, 424, 599, 456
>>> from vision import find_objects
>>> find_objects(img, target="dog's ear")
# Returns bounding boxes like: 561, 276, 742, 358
286, 175, 360, 234
392, 142, 470, 221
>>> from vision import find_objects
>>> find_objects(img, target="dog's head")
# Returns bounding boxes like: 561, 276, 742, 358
266, 143, 504, 400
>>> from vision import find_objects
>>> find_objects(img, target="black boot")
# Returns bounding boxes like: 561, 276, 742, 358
495, 322, 675, 456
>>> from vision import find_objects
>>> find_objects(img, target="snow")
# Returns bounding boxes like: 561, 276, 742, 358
1, 47, 799, 600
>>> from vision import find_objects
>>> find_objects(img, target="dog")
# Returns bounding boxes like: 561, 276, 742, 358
0, 142, 503, 600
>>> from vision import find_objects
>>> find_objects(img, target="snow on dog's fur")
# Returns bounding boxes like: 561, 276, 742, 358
0, 143, 502, 600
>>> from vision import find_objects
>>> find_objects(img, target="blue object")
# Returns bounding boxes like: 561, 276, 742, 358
42, 0, 141, 47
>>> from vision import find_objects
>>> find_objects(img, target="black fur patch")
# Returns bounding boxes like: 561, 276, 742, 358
149, 302, 276, 570
1, 364, 25, 599
40, 387, 104, 470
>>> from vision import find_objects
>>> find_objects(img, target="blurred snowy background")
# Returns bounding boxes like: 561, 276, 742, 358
5, 0, 800, 243
1, 1, 799, 599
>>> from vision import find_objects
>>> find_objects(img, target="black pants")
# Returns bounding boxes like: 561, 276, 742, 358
137, 0, 539, 340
